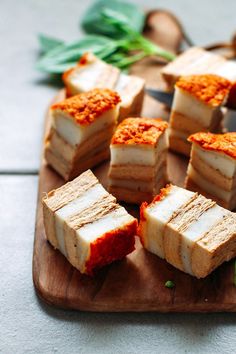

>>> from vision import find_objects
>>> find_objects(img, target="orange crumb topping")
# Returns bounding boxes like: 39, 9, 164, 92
176, 74, 232, 107
85, 220, 137, 276
188, 132, 236, 159
111, 118, 168, 146
51, 88, 121, 126
139, 202, 148, 222
152, 184, 172, 203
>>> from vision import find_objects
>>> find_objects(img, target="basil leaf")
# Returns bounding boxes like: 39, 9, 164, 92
38, 33, 64, 53
41, 35, 114, 60
36, 2, 175, 75
36, 35, 118, 73
36, 61, 78, 74
81, 0, 145, 38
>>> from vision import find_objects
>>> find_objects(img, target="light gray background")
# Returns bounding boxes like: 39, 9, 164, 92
1, 1, 236, 353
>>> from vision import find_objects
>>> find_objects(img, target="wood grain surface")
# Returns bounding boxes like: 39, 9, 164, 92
33, 14, 236, 312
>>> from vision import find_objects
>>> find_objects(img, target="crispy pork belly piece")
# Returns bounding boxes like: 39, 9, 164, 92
63, 53, 145, 121
161, 47, 236, 108
114, 73, 145, 122
185, 132, 236, 210
63, 53, 120, 96
108, 118, 169, 204
138, 184, 236, 278
45, 88, 120, 180
169, 74, 231, 156
42, 170, 137, 275
162, 47, 225, 89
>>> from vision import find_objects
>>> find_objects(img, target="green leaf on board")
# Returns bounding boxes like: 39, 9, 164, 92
165, 280, 175, 289
36, 35, 118, 73
36, 1, 176, 74
38, 33, 64, 53
81, 0, 145, 38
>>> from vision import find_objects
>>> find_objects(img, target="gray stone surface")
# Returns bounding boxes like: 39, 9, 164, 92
1, 0, 236, 353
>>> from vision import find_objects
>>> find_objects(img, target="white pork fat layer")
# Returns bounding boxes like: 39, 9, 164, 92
114, 74, 132, 107
69, 61, 108, 92
52, 107, 119, 147
110, 132, 168, 166
187, 164, 233, 201
180, 204, 229, 274
54, 183, 109, 257
184, 51, 219, 75
144, 186, 195, 258
193, 144, 236, 178
172, 87, 216, 127
214, 61, 236, 82
76, 207, 134, 272
115, 74, 144, 107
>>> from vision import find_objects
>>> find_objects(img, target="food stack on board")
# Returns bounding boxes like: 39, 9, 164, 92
45, 88, 120, 180
43, 47, 236, 277
63, 53, 145, 122
186, 132, 236, 210
108, 118, 169, 204
169, 74, 231, 156
43, 170, 137, 275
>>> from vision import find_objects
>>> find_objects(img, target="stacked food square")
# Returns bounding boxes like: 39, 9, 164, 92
63, 53, 145, 122
139, 184, 236, 278
186, 132, 236, 210
108, 118, 169, 204
45, 88, 120, 180
43, 170, 137, 275
169, 74, 232, 156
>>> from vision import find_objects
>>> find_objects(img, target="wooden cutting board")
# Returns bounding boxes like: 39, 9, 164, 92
33, 15, 236, 312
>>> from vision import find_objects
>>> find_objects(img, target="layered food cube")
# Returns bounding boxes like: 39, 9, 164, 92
42, 170, 138, 275
108, 118, 169, 204
186, 132, 236, 210
63, 53, 145, 122
45, 88, 120, 180
169, 74, 232, 156
161, 46, 236, 108
139, 184, 236, 278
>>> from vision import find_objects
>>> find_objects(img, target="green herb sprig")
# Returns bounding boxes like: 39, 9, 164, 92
165, 280, 175, 289
81, 0, 145, 38
36, 0, 175, 74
